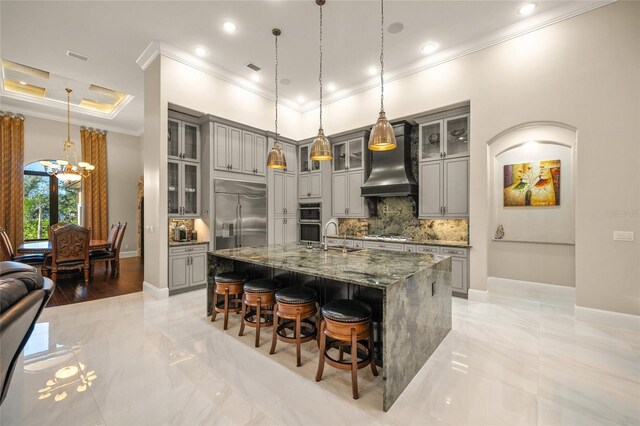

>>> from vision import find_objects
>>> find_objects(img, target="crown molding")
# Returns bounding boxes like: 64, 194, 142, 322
135, 1, 614, 116
136, 41, 301, 112
9, 104, 143, 137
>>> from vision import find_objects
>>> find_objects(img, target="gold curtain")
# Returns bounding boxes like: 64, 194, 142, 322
0, 114, 25, 261
81, 128, 108, 240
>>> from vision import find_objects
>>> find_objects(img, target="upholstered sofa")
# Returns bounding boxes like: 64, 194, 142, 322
0, 261, 55, 406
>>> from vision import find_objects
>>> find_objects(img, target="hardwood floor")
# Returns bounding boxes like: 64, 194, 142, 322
46, 257, 143, 307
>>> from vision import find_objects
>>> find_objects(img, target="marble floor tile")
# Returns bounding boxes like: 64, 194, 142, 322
1, 283, 639, 426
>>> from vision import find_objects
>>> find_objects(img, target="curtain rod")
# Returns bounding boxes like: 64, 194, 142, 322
0, 111, 25, 120
80, 126, 107, 135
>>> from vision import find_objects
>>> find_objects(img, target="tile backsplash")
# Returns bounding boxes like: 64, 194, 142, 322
338, 197, 468, 242
169, 219, 195, 240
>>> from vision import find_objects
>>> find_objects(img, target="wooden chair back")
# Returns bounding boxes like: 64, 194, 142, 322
0, 227, 15, 259
112, 222, 127, 257
107, 223, 120, 251
50, 223, 90, 266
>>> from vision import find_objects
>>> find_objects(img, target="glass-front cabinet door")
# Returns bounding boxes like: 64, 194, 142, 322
182, 122, 199, 162
300, 145, 310, 172
444, 114, 469, 158
182, 163, 199, 216
332, 142, 346, 172
420, 120, 442, 161
168, 119, 180, 159
348, 138, 363, 170
168, 161, 180, 215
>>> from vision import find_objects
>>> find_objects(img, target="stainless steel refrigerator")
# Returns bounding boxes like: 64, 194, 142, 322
214, 179, 267, 249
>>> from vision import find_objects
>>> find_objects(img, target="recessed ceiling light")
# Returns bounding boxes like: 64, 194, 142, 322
280, 78, 291, 86
19, 81, 27, 85
223, 21, 237, 33
421, 42, 438, 55
194, 47, 207, 57
297, 96, 305, 104
368, 66, 378, 76
388, 22, 404, 34
518, 3, 536, 16
327, 83, 336, 92
251, 73, 261, 82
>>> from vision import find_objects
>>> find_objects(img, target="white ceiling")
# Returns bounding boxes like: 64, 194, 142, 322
0, 0, 610, 135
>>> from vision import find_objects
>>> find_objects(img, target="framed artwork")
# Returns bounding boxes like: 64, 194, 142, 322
503, 159, 560, 207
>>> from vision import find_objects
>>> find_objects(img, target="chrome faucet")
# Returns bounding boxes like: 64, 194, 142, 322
323, 221, 338, 251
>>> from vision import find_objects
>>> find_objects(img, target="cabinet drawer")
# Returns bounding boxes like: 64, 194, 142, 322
326, 238, 353, 247
440, 247, 468, 257
416, 245, 440, 254
352, 240, 363, 248
169, 244, 208, 256
404, 244, 417, 253
363, 241, 404, 252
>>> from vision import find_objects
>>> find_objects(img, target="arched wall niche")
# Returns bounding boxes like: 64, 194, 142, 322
486, 122, 577, 287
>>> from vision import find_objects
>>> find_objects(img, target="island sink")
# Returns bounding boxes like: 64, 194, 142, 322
207, 243, 452, 411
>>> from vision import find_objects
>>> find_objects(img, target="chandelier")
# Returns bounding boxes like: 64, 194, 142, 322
40, 88, 95, 182
309, 0, 332, 161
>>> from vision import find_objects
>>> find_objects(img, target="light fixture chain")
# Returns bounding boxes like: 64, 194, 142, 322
275, 33, 279, 141
319, 2, 323, 129
380, 0, 385, 112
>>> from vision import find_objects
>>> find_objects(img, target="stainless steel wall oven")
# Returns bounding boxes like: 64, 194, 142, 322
299, 203, 321, 243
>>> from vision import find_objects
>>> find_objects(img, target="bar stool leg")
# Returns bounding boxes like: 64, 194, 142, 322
269, 304, 279, 355
369, 323, 379, 376
351, 327, 359, 399
223, 288, 230, 330
339, 345, 344, 362
315, 320, 326, 382
295, 311, 302, 367
211, 290, 218, 322
315, 303, 321, 346
255, 298, 262, 347
239, 294, 247, 337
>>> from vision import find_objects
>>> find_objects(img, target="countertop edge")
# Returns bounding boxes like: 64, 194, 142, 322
326, 236, 471, 248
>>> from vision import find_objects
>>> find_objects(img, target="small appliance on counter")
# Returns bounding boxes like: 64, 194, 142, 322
190, 230, 198, 241
172, 224, 188, 242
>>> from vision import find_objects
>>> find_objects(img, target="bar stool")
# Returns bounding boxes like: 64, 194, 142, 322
269, 286, 320, 367
211, 271, 248, 330
315, 299, 378, 399
239, 278, 281, 347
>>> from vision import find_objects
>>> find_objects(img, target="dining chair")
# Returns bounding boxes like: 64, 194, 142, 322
42, 223, 91, 285
0, 227, 46, 266
90, 222, 127, 276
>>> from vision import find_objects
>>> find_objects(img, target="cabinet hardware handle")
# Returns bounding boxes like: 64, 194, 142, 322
444, 206, 447, 215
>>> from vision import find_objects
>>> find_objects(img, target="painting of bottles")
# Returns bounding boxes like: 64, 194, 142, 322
503, 160, 560, 207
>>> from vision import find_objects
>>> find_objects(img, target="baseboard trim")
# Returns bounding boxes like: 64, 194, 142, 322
143, 281, 169, 299
468, 289, 488, 302
575, 305, 640, 332
120, 251, 139, 259
487, 276, 575, 298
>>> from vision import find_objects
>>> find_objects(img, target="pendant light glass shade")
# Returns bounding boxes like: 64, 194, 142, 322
309, 0, 332, 162
267, 142, 287, 169
368, 0, 397, 152
267, 28, 287, 170
368, 111, 397, 151
310, 128, 332, 160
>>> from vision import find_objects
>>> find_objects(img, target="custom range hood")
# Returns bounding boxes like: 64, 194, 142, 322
361, 120, 418, 198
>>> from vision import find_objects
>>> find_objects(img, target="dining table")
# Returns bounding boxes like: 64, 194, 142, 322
17, 240, 111, 254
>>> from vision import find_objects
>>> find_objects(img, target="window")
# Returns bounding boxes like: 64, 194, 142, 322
23, 161, 81, 241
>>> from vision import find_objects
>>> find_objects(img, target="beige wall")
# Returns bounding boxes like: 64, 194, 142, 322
295, 2, 640, 315
23, 115, 142, 255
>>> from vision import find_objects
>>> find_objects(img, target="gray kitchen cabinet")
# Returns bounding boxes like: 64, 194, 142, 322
299, 144, 321, 173
299, 173, 322, 199
214, 122, 265, 175
332, 137, 364, 172
444, 157, 469, 217
273, 216, 297, 244
274, 173, 296, 217
362, 241, 404, 252
419, 113, 469, 161
419, 156, 468, 218
168, 244, 208, 291
168, 118, 200, 163
419, 162, 443, 218
168, 160, 200, 218
242, 131, 266, 176
332, 169, 366, 218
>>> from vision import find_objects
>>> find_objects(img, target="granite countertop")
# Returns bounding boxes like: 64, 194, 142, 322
169, 240, 210, 247
327, 235, 471, 248
209, 243, 448, 290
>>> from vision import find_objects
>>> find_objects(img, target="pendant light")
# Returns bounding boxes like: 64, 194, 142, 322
40, 88, 96, 182
368, 0, 397, 151
310, 0, 332, 161
267, 28, 287, 169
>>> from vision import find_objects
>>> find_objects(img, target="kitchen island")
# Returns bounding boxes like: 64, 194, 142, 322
207, 243, 452, 411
